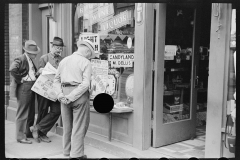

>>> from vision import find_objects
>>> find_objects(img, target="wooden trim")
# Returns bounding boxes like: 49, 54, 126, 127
205, 3, 232, 158
152, 3, 166, 147
133, 3, 154, 150
143, 3, 154, 150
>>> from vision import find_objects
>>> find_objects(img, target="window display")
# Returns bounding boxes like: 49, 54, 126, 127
73, 3, 135, 109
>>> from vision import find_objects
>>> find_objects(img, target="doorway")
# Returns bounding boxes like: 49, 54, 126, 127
151, 3, 211, 157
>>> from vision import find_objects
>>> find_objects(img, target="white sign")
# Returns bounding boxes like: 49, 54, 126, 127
90, 59, 109, 99
106, 75, 116, 95
79, 34, 100, 54
165, 45, 177, 60
108, 53, 134, 67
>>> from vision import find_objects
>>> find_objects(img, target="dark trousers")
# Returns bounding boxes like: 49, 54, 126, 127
16, 81, 35, 140
36, 94, 61, 135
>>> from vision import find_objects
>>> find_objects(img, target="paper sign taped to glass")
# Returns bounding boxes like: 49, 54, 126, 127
31, 62, 58, 102
90, 59, 109, 99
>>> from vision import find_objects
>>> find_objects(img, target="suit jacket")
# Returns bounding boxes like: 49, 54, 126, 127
9, 54, 37, 84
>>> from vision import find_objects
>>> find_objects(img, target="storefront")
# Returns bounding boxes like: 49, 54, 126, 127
7, 3, 235, 158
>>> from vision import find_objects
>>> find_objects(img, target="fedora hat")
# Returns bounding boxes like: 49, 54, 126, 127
77, 39, 96, 59
50, 37, 65, 46
23, 40, 41, 55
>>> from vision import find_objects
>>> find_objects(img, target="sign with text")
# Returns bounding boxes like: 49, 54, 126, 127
79, 34, 100, 53
77, 3, 114, 26
165, 45, 177, 60
108, 53, 134, 67
90, 59, 109, 99
100, 10, 131, 33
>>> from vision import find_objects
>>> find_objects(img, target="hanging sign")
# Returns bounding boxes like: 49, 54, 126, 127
79, 33, 100, 54
90, 59, 109, 99
108, 53, 134, 67
100, 10, 131, 33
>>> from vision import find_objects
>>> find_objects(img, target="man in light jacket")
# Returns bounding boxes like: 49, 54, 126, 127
53, 39, 95, 159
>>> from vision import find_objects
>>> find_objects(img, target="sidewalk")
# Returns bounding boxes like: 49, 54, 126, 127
5, 120, 119, 159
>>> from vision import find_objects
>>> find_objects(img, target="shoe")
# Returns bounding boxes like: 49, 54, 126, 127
40, 135, 51, 143
34, 137, 41, 143
70, 155, 87, 160
30, 125, 39, 139
17, 139, 32, 144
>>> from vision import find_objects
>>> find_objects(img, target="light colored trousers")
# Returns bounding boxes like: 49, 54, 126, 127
61, 86, 90, 158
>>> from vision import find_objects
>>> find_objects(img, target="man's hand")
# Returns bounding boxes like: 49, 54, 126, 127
38, 68, 44, 74
58, 94, 71, 105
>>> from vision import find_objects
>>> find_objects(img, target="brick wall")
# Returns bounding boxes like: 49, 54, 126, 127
22, 4, 29, 43
9, 4, 23, 67
8, 4, 29, 103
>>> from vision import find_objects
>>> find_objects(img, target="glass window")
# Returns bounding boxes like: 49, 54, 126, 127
163, 5, 194, 124
73, 3, 135, 108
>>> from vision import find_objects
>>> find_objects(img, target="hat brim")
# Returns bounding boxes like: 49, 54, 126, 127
23, 46, 41, 55
77, 41, 96, 59
50, 42, 65, 47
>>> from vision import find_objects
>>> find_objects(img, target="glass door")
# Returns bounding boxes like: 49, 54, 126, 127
152, 3, 201, 147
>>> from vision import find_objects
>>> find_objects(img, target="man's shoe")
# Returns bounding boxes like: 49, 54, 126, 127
40, 135, 51, 143
17, 138, 32, 144
30, 125, 39, 139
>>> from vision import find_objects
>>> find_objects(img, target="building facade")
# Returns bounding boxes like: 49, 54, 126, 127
5, 3, 236, 158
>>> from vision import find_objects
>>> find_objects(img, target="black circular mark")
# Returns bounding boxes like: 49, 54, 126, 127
129, 158, 139, 160
93, 93, 114, 113
188, 157, 199, 160
159, 158, 169, 160
99, 158, 109, 160
218, 158, 229, 160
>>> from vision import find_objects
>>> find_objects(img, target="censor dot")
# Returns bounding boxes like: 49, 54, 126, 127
93, 93, 114, 113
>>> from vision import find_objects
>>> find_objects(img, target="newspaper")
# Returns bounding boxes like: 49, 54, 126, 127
31, 62, 58, 101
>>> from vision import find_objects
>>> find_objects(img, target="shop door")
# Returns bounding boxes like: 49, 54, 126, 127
152, 4, 201, 147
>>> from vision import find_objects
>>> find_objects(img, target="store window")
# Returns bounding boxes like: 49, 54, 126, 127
163, 5, 194, 124
73, 3, 135, 108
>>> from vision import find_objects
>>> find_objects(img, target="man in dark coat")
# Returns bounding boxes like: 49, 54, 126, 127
9, 40, 40, 144
30, 37, 64, 143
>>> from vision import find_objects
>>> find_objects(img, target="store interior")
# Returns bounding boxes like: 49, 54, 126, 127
156, 3, 211, 156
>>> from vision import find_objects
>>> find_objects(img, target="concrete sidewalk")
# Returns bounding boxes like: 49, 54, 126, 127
5, 120, 119, 159
5, 120, 174, 159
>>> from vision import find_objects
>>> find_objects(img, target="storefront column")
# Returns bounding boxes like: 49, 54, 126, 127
133, 3, 154, 150
59, 4, 72, 57
205, 3, 232, 158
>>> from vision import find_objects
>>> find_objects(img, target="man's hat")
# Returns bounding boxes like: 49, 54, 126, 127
23, 40, 41, 55
77, 39, 96, 59
50, 37, 65, 47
